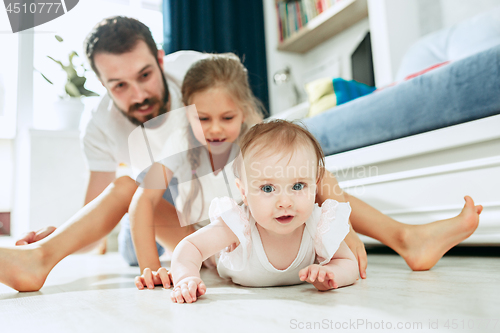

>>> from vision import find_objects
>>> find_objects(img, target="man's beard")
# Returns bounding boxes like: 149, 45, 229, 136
114, 68, 169, 126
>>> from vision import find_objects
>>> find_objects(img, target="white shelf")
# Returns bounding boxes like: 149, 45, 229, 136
277, 0, 368, 53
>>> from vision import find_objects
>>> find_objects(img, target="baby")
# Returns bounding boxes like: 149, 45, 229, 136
170, 120, 358, 303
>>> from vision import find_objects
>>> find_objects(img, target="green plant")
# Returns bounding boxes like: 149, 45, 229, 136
41, 35, 99, 98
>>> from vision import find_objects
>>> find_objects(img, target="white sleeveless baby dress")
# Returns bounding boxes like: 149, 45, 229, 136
208, 197, 352, 287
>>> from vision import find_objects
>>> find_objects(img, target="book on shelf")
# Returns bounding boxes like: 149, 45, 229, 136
276, 0, 345, 42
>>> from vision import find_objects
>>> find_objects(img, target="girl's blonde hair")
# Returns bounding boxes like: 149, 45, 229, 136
180, 53, 265, 225
233, 119, 326, 183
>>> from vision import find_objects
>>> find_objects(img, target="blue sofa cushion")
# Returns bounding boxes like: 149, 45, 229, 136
303, 45, 500, 156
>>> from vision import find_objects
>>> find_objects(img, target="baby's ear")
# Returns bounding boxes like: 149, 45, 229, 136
235, 178, 248, 206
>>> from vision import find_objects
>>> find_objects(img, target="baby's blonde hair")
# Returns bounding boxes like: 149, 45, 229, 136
180, 53, 265, 225
233, 119, 326, 184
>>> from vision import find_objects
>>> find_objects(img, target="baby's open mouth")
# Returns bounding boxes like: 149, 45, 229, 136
275, 215, 294, 224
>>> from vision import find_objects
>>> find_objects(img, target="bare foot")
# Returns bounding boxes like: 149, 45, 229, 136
0, 245, 52, 292
399, 196, 482, 271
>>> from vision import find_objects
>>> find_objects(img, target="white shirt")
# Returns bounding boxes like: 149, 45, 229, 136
80, 51, 207, 172
159, 127, 242, 226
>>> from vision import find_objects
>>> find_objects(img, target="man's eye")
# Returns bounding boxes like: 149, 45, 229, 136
115, 83, 125, 89
142, 72, 149, 78
292, 183, 305, 191
260, 185, 275, 193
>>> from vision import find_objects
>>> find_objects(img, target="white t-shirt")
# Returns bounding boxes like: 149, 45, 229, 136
158, 127, 242, 227
80, 51, 207, 173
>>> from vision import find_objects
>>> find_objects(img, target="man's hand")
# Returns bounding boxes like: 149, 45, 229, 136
135, 267, 172, 290
170, 277, 206, 303
344, 228, 367, 279
15, 226, 57, 245
299, 264, 337, 291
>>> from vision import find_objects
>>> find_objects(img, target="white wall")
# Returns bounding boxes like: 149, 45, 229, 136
0, 11, 18, 139
368, 0, 417, 86
440, 0, 500, 27
0, 140, 13, 212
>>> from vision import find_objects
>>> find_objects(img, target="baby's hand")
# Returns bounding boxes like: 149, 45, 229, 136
299, 264, 337, 291
170, 277, 206, 303
135, 267, 172, 290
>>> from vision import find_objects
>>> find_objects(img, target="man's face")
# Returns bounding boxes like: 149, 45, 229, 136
94, 40, 169, 125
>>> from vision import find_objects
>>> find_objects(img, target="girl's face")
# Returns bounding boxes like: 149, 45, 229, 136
187, 87, 245, 155
236, 145, 318, 236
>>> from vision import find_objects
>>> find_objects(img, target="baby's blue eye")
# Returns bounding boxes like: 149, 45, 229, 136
261, 185, 274, 193
292, 183, 305, 191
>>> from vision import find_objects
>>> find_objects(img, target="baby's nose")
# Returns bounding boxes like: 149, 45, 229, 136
276, 193, 292, 208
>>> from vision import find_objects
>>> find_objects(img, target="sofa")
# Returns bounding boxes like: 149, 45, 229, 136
273, 44, 500, 245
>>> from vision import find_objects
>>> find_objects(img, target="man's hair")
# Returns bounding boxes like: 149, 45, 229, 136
233, 119, 326, 183
84, 16, 159, 76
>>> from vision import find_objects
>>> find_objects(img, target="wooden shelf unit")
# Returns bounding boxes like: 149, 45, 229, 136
277, 0, 368, 53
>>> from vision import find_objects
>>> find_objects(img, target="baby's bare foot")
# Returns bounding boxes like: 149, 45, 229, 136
0, 246, 52, 292
400, 196, 482, 271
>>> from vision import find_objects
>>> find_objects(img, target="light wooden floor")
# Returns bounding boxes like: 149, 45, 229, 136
0, 248, 499, 333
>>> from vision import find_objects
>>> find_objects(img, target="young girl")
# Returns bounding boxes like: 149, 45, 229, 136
130, 53, 264, 289
169, 120, 359, 303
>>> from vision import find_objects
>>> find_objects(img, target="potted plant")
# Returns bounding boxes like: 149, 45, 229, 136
40, 35, 99, 130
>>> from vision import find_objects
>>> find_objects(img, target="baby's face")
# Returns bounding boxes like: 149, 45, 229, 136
238, 145, 317, 236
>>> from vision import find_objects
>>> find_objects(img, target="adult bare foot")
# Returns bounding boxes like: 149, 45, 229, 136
15, 226, 57, 246
0, 245, 52, 292
399, 196, 482, 271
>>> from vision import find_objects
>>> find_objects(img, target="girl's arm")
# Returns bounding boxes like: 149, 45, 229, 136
316, 170, 368, 279
299, 241, 358, 291
129, 163, 173, 278
170, 217, 239, 303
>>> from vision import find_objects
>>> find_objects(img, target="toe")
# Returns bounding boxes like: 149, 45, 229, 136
463, 196, 474, 207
